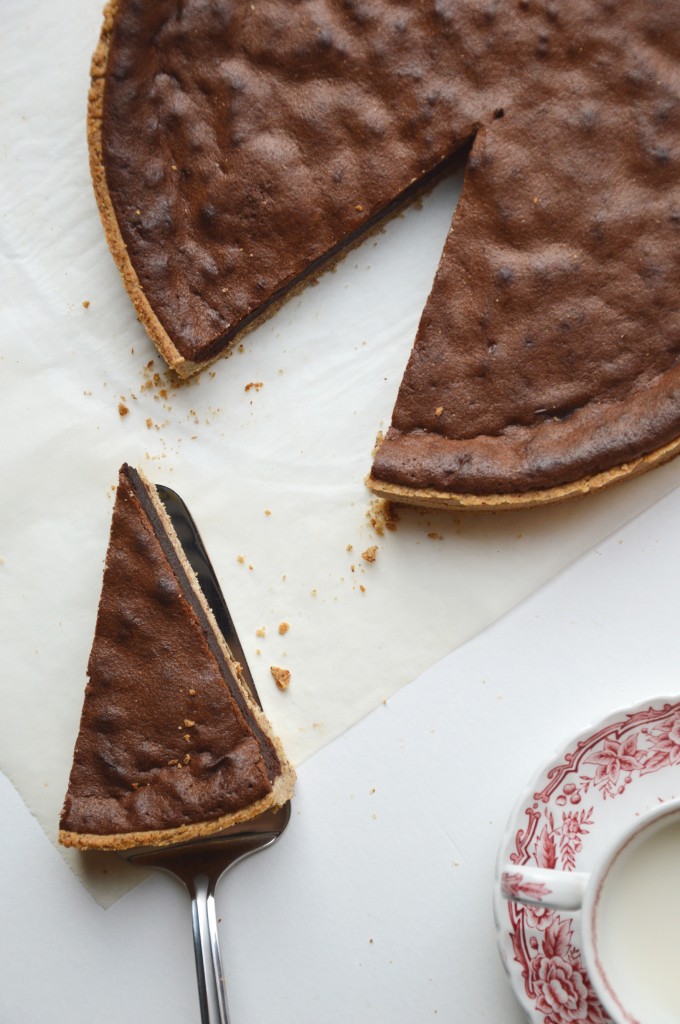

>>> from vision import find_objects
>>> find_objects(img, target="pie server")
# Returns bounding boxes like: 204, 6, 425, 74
120, 485, 291, 1024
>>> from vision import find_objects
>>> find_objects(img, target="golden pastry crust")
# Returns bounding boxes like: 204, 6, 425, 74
365, 435, 680, 512
88, 1, 192, 374
58, 774, 292, 850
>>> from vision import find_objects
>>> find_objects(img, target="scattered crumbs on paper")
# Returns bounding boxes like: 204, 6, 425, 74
244, 381, 263, 392
278, 622, 289, 635
271, 666, 291, 691
428, 532, 443, 541
256, 626, 266, 638
362, 545, 378, 563
82, 300, 90, 309
237, 555, 245, 564
367, 499, 400, 536
140, 358, 200, 401
310, 588, 317, 597
359, 584, 366, 593
118, 401, 129, 418
264, 509, 272, 516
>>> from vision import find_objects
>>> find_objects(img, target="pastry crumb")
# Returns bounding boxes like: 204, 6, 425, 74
371, 430, 385, 456
82, 300, 90, 309
264, 509, 272, 516
188, 689, 196, 696
271, 666, 291, 691
278, 622, 289, 635
256, 626, 266, 638
428, 532, 443, 540
244, 381, 264, 392
183, 719, 195, 728
118, 402, 129, 417
237, 555, 245, 564
362, 545, 378, 563
367, 499, 400, 536
435, 406, 444, 417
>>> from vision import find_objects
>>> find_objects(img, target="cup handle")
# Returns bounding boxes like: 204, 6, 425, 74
501, 864, 589, 911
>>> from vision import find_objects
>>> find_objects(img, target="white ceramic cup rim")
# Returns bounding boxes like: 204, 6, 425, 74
581, 797, 680, 1024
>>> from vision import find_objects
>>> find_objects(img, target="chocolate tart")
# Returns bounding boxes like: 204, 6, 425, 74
90, 1, 680, 507
59, 465, 295, 851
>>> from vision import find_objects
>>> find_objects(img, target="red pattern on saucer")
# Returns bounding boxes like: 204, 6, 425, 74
495, 698, 680, 1024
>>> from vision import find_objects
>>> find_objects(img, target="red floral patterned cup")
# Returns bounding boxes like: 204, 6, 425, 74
501, 797, 680, 1024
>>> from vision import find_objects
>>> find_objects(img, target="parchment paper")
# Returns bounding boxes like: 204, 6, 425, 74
3, 0, 680, 905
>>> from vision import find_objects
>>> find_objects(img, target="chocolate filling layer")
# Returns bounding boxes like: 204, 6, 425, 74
124, 464, 281, 782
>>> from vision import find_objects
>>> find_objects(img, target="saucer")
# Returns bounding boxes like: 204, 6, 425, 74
493, 695, 680, 1024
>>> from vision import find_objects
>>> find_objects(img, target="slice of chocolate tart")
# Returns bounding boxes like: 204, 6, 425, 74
59, 465, 295, 851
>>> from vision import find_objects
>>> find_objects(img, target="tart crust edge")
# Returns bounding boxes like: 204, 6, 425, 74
366, 434, 680, 512
88, 0, 193, 376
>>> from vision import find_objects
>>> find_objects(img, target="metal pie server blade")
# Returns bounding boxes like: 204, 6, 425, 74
121, 484, 291, 1024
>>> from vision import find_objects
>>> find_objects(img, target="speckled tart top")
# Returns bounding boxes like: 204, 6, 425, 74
59, 466, 286, 841
94, 0, 680, 496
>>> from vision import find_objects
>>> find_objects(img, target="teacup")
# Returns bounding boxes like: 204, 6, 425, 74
501, 797, 680, 1024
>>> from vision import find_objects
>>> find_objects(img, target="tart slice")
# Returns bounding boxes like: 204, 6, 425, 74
59, 465, 295, 851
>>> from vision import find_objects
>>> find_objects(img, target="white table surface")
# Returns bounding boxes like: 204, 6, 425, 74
3, 480, 679, 1024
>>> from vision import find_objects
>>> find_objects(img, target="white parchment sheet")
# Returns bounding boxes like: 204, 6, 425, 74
3, 0, 680, 904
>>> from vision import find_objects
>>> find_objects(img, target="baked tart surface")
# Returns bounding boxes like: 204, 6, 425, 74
91, 1, 680, 506
59, 466, 295, 850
